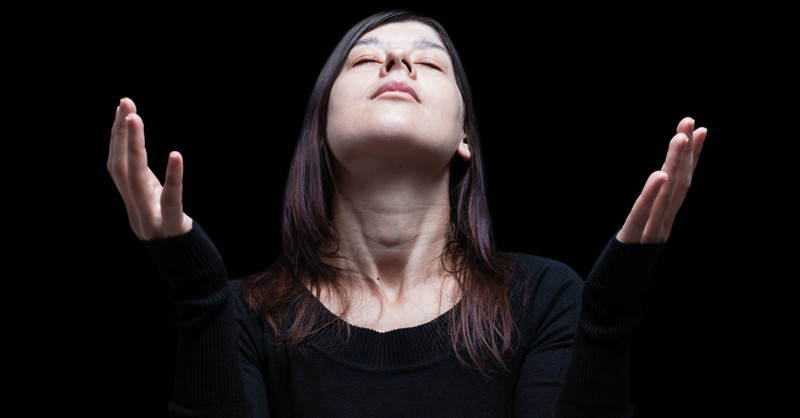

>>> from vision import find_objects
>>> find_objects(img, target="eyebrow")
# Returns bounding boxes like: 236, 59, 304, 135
354, 36, 446, 52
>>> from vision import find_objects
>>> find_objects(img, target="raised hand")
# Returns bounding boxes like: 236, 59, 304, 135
616, 117, 708, 244
107, 97, 193, 241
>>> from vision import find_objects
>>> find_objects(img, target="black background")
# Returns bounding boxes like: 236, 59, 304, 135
2, 2, 793, 416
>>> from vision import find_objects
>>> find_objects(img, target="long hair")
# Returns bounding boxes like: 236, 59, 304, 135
242, 10, 514, 372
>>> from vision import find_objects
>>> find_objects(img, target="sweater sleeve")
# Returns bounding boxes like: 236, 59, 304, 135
554, 235, 664, 418
142, 221, 255, 418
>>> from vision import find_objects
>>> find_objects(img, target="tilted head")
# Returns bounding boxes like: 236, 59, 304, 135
282, 10, 490, 263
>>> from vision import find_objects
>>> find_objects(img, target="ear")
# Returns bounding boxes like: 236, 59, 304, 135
456, 140, 471, 162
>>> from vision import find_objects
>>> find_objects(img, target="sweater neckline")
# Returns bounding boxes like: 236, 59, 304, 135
304, 293, 459, 372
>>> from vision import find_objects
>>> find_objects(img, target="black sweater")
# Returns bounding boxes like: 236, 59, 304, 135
144, 222, 662, 417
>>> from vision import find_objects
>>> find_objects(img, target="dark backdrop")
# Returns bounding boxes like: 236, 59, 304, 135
3, 2, 792, 416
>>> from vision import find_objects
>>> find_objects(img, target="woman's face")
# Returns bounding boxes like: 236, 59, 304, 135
326, 21, 469, 171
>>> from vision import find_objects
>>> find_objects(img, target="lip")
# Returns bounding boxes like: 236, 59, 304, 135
371, 80, 420, 103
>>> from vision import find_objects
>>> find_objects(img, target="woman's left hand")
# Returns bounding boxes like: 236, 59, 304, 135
616, 117, 708, 244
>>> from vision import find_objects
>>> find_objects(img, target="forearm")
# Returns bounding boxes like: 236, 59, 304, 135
143, 222, 250, 417
555, 236, 663, 417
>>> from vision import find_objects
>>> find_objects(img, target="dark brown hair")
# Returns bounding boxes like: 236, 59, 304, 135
242, 9, 514, 372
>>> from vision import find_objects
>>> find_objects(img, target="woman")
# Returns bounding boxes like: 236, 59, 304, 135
107, 10, 707, 418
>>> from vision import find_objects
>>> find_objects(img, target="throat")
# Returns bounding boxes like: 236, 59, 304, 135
341, 277, 461, 332
348, 298, 455, 332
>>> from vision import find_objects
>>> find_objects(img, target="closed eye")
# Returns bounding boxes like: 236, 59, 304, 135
353, 58, 381, 66
416, 60, 442, 71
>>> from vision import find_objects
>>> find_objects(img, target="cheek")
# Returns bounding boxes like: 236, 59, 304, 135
327, 82, 346, 120
434, 89, 465, 137
327, 83, 359, 135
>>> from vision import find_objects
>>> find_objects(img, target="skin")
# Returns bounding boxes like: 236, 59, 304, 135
107, 21, 707, 332
321, 22, 469, 329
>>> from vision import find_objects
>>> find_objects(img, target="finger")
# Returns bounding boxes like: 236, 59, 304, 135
125, 113, 160, 232
108, 98, 136, 186
659, 122, 708, 237
107, 104, 120, 166
642, 132, 689, 242
108, 98, 137, 160
642, 117, 695, 240
161, 151, 190, 236
617, 170, 669, 244
108, 99, 147, 227
691, 126, 708, 170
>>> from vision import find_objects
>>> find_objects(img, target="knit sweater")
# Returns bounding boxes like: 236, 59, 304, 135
144, 222, 662, 417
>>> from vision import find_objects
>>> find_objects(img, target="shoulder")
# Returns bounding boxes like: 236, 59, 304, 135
501, 251, 583, 325
226, 278, 268, 330
502, 251, 583, 294
503, 251, 578, 275
225, 278, 252, 316
225, 278, 288, 357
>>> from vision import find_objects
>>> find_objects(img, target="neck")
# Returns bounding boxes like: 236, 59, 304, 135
328, 167, 453, 288
316, 153, 462, 330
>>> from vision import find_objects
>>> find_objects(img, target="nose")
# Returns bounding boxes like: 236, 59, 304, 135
381, 48, 416, 78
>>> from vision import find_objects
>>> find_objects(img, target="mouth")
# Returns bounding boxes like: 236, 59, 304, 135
371, 80, 420, 103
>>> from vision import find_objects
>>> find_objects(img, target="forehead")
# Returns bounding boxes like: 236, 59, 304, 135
356, 21, 445, 50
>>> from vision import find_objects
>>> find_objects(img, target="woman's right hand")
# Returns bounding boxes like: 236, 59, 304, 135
107, 97, 193, 241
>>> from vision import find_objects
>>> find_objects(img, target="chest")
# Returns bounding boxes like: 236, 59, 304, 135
281, 354, 517, 417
